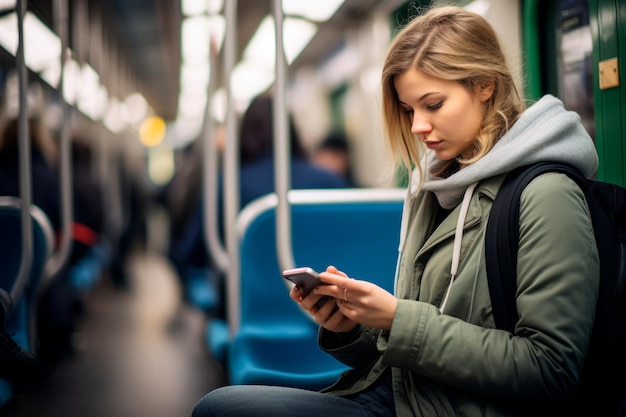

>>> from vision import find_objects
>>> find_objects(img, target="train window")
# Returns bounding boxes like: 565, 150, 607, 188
555, 0, 595, 140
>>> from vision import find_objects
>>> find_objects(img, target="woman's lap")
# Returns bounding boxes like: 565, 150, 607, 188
191, 385, 391, 417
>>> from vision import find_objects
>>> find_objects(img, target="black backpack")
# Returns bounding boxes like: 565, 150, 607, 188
485, 161, 626, 416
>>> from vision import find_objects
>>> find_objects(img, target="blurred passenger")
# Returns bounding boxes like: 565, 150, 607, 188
312, 132, 357, 187
236, 95, 349, 206
107, 160, 149, 291
35, 137, 105, 365
68, 139, 105, 264
0, 117, 61, 229
159, 139, 205, 281
206, 94, 350, 244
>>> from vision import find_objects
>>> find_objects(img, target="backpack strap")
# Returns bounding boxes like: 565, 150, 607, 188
485, 162, 586, 333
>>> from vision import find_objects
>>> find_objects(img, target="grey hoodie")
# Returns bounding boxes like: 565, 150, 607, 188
421, 94, 598, 209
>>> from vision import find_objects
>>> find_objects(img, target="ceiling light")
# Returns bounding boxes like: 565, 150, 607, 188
124, 93, 149, 125
104, 99, 128, 133
283, 0, 345, 22
231, 62, 274, 110
243, 15, 317, 68
211, 88, 226, 123
24, 13, 61, 72
178, 88, 207, 118
0, 1, 15, 12
207, 14, 226, 52
181, 0, 208, 16
180, 62, 210, 90
76, 64, 108, 120
62, 59, 81, 104
464, 0, 490, 16
0, 11, 61, 73
40, 60, 60, 87
78, 83, 108, 121
0, 13, 18, 55
180, 0, 223, 16
243, 16, 275, 69
207, 0, 223, 15
181, 15, 210, 64
284, 17, 317, 63
171, 117, 203, 146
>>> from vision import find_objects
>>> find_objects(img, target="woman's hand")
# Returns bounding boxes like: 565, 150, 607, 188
289, 265, 397, 332
317, 265, 398, 331
289, 266, 357, 333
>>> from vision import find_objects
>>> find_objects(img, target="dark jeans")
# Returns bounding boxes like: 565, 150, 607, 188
192, 375, 395, 417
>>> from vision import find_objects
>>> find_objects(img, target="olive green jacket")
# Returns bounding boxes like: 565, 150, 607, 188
319, 172, 599, 417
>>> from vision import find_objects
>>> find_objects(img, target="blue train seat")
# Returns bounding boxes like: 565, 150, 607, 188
69, 242, 111, 293
0, 197, 54, 298
210, 188, 405, 390
0, 197, 54, 406
183, 266, 221, 314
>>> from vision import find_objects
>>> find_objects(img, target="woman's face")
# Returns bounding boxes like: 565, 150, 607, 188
394, 68, 492, 161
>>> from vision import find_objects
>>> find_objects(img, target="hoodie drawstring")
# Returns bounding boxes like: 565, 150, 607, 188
439, 182, 478, 313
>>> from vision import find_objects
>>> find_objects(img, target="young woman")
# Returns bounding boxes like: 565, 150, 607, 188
192, 5, 599, 417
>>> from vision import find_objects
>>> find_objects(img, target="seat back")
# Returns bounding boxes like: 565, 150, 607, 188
238, 188, 405, 331
0, 196, 54, 299
0, 197, 54, 406
225, 188, 404, 388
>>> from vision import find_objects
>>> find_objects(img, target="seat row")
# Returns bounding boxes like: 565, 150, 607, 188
0, 197, 108, 407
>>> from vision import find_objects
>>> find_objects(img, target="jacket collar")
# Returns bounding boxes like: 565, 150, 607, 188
416, 173, 507, 256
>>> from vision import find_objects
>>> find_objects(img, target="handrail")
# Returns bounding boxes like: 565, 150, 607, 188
46, 0, 73, 279
223, 0, 241, 336
202, 31, 229, 274
273, 0, 295, 273
10, 0, 32, 314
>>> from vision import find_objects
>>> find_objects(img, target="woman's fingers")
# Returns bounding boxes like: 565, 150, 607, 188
318, 271, 359, 295
325, 265, 348, 278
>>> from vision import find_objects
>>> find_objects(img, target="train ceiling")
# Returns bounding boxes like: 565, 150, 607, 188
23, 0, 406, 121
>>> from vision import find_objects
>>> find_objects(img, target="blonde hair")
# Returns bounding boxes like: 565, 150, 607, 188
382, 5, 524, 178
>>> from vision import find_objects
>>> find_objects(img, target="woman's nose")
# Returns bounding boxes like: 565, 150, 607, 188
411, 116, 431, 138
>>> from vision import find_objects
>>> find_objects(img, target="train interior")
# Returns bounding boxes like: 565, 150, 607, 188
0, 0, 624, 416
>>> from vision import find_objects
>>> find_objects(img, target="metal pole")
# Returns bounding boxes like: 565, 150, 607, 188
46, 0, 73, 278
203, 31, 229, 273
12, 0, 33, 310
223, 0, 240, 336
273, 0, 295, 272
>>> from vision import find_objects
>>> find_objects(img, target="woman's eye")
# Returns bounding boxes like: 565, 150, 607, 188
426, 102, 443, 111
402, 107, 413, 114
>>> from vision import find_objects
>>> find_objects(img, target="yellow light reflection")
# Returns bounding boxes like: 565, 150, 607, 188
148, 146, 175, 186
140, 116, 167, 147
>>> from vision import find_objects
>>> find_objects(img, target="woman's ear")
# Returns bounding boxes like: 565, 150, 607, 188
478, 80, 495, 102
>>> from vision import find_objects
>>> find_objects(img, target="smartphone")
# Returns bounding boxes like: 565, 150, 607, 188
282, 267, 323, 297
282, 267, 335, 310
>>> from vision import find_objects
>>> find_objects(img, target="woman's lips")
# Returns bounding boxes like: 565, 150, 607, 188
424, 141, 440, 150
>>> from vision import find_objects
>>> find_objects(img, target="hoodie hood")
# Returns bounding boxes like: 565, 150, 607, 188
421, 95, 599, 209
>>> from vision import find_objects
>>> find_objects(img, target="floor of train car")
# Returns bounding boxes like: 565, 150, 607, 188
0, 247, 226, 417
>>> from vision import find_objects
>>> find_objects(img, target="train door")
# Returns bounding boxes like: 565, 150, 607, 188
528, 0, 625, 185
589, 0, 625, 185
